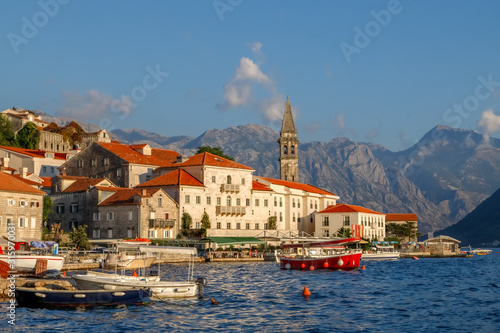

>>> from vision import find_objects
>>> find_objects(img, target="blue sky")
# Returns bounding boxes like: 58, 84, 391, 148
1, 0, 500, 151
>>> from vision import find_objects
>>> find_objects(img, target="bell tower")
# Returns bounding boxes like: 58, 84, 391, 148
278, 97, 299, 182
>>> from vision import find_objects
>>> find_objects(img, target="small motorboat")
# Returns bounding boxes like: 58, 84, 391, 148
361, 244, 400, 260
15, 286, 151, 307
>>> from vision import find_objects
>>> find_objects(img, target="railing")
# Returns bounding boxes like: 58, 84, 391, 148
216, 206, 246, 215
149, 218, 176, 228
220, 184, 240, 192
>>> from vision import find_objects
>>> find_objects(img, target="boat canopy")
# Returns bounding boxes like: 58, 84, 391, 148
281, 237, 361, 249
203, 237, 265, 246
139, 246, 197, 256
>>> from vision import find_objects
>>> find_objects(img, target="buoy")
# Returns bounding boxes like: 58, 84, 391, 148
300, 263, 306, 269
302, 285, 311, 296
211, 297, 218, 305
62, 271, 66, 277
413, 256, 419, 260
323, 262, 329, 268
285, 263, 291, 270
361, 264, 366, 270
309, 266, 315, 271
337, 258, 344, 266
132, 270, 138, 277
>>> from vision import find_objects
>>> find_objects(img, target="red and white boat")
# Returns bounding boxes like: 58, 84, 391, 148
278, 237, 362, 271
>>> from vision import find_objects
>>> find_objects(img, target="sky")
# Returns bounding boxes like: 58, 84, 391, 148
1, 0, 500, 151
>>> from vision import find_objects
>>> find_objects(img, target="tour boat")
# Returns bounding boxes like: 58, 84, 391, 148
361, 244, 400, 260
73, 245, 207, 298
278, 237, 362, 271
0, 253, 65, 276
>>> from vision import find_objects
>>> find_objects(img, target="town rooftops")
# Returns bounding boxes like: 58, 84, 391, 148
385, 213, 418, 222
162, 152, 253, 171
99, 188, 162, 206
96, 142, 180, 166
0, 146, 68, 160
252, 180, 273, 191
0, 172, 45, 194
318, 203, 384, 215
255, 177, 336, 196
137, 169, 204, 187
62, 178, 111, 193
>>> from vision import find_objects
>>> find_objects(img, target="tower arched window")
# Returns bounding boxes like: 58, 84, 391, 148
226, 196, 232, 206
291, 145, 295, 154
227, 175, 232, 184
283, 145, 288, 155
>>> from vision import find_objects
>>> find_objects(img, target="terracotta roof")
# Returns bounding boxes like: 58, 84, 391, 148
0, 172, 45, 194
96, 142, 179, 166
137, 169, 204, 187
0, 146, 67, 160
40, 177, 52, 187
318, 204, 384, 215
252, 180, 273, 191
62, 178, 109, 193
256, 177, 335, 196
385, 213, 418, 222
12, 175, 41, 186
99, 188, 160, 206
56, 175, 88, 180
164, 152, 253, 170
130, 144, 148, 149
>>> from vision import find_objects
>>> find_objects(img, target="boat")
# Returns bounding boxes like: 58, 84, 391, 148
73, 245, 207, 298
361, 244, 400, 260
15, 286, 151, 307
461, 246, 492, 256
104, 240, 157, 269
278, 237, 363, 271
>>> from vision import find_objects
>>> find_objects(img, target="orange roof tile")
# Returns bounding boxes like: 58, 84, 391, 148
318, 204, 384, 215
96, 142, 180, 166
62, 178, 109, 193
385, 213, 418, 221
99, 188, 160, 206
164, 152, 253, 170
0, 172, 45, 194
40, 177, 52, 187
0, 146, 67, 160
257, 177, 336, 196
56, 175, 88, 180
252, 180, 273, 191
137, 169, 204, 187
12, 174, 41, 186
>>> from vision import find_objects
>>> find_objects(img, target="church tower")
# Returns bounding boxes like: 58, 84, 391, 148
279, 97, 299, 182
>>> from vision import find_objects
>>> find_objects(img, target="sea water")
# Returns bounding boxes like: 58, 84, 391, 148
4, 250, 500, 332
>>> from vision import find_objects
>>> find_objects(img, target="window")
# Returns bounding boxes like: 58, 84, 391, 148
19, 200, 27, 207
91, 159, 96, 167
165, 213, 169, 219
128, 212, 133, 220
163, 230, 170, 238
227, 175, 232, 184
43, 166, 47, 173
158, 197, 162, 206
246, 223, 250, 230
236, 198, 241, 206
323, 230, 329, 237
298, 201, 301, 208
241, 178, 245, 185
255, 199, 259, 207
8, 199, 15, 206
293, 213, 296, 222
292, 199, 295, 208
196, 222, 200, 229
283, 145, 288, 155
246, 199, 250, 206
78, 160, 84, 168
196, 196, 201, 204
264, 199, 268, 207
310, 201, 313, 209
93, 213, 100, 221
298, 217, 301, 223
212, 176, 216, 183
206, 196, 211, 205
70, 220, 78, 230
19, 217, 26, 228
51, 143, 53, 149
226, 196, 232, 206
291, 145, 295, 154
70, 203, 78, 213
216, 197, 221, 205
274, 197, 277, 207
148, 230, 157, 238
226, 222, 231, 229
280, 212, 283, 222
236, 223, 241, 230
93, 229, 101, 238
117, 169, 122, 177
150, 212, 155, 219
279, 198, 282, 207
56, 204, 65, 213
216, 222, 221, 229
104, 158, 110, 166
264, 223, 268, 229
323, 216, 329, 227
315, 202, 318, 210
255, 223, 259, 230
185, 195, 190, 204
343, 216, 350, 226
44, 142, 47, 148
51, 167, 55, 173
128, 229, 133, 238
107, 212, 114, 221
31, 217, 36, 229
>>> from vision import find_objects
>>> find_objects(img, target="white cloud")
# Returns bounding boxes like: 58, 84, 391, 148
250, 41, 262, 55
58, 90, 133, 121
234, 57, 269, 83
478, 109, 500, 134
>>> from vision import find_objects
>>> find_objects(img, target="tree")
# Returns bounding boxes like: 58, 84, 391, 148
68, 225, 90, 249
200, 212, 211, 236
43, 196, 54, 223
267, 216, 277, 230
181, 212, 192, 230
196, 146, 235, 161
386, 222, 420, 242
0, 114, 15, 146
16, 122, 40, 149
336, 227, 352, 238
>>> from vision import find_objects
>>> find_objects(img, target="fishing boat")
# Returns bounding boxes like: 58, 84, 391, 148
73, 246, 207, 298
104, 240, 157, 269
361, 244, 400, 260
15, 286, 151, 307
278, 237, 362, 271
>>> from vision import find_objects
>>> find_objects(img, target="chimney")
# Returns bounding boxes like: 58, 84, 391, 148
19, 167, 28, 178
1, 157, 9, 168
141, 189, 147, 196
176, 155, 188, 163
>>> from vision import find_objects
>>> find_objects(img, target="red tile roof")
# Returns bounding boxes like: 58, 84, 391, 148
40, 177, 52, 187
385, 213, 418, 222
130, 144, 148, 149
99, 188, 160, 206
164, 152, 253, 170
137, 169, 204, 187
318, 204, 384, 215
252, 180, 273, 191
256, 177, 336, 196
0, 146, 67, 160
0, 172, 45, 194
12, 174, 41, 186
62, 178, 110, 193
97, 142, 180, 166
56, 175, 88, 180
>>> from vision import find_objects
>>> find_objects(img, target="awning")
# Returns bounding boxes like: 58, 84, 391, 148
203, 237, 265, 246
139, 246, 197, 256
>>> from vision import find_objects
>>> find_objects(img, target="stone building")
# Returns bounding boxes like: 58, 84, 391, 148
0, 172, 45, 240
59, 142, 180, 188
279, 97, 299, 182
315, 203, 386, 241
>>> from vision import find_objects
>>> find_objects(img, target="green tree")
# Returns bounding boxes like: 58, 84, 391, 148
267, 216, 277, 230
386, 222, 420, 242
0, 114, 16, 146
43, 196, 54, 223
16, 122, 40, 149
336, 227, 352, 238
200, 212, 211, 236
196, 146, 235, 161
181, 212, 192, 230
68, 225, 90, 249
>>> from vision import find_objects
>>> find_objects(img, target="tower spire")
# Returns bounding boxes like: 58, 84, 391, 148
278, 97, 299, 182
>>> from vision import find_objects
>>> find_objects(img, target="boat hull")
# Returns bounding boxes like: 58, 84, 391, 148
0, 254, 65, 275
279, 252, 362, 271
15, 287, 151, 307
105, 256, 156, 269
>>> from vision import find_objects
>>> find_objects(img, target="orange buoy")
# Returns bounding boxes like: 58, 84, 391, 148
302, 285, 311, 296
413, 256, 419, 260
309, 266, 315, 271
300, 263, 306, 269
63, 271, 66, 276
361, 264, 366, 270
323, 262, 329, 268
132, 270, 138, 277
211, 297, 218, 305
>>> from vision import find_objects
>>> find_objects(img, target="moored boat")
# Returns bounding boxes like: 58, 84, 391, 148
361, 244, 400, 260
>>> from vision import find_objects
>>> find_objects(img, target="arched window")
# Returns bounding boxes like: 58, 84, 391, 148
283, 145, 288, 155
227, 175, 232, 184
226, 196, 232, 206
291, 145, 295, 154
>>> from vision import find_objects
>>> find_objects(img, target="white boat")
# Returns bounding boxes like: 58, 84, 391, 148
461, 246, 492, 255
105, 252, 157, 269
0, 253, 65, 275
73, 246, 207, 298
361, 244, 400, 260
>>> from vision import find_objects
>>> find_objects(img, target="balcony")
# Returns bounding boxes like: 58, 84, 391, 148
149, 218, 176, 228
216, 205, 246, 215
220, 184, 240, 192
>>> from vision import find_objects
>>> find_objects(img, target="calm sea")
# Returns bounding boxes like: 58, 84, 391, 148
4, 250, 500, 333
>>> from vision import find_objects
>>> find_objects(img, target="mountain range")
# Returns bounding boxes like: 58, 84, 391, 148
34, 111, 500, 236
